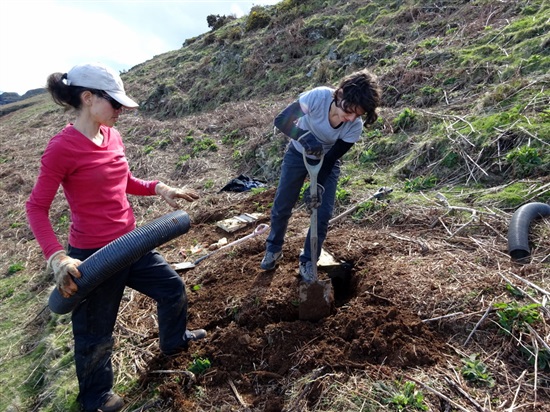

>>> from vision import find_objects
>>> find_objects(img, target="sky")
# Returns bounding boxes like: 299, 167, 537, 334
0, 0, 280, 95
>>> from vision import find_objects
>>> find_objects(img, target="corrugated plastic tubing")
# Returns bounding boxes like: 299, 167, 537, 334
48, 210, 191, 314
507, 202, 550, 263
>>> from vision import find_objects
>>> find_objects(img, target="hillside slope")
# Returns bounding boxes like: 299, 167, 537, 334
0, 0, 549, 411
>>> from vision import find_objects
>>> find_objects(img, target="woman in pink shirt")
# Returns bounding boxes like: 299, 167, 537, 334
26, 63, 206, 412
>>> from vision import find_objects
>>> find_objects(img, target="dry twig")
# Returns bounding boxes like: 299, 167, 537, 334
508, 370, 527, 412
464, 302, 494, 346
444, 376, 489, 412
422, 312, 464, 323
506, 270, 550, 296
435, 192, 497, 217
389, 232, 430, 253
228, 377, 251, 409
404, 375, 471, 412
286, 367, 326, 411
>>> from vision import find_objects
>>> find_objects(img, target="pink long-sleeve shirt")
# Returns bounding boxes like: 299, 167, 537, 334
26, 124, 158, 259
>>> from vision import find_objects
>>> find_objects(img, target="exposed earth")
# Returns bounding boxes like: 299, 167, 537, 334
116, 187, 549, 411
1, 103, 548, 411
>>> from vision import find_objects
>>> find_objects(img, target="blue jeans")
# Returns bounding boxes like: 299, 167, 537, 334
68, 246, 188, 411
265, 144, 340, 262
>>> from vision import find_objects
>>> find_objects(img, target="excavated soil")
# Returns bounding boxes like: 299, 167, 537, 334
112, 187, 550, 411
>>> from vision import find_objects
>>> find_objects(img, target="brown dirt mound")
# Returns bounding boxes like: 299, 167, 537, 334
116, 187, 549, 410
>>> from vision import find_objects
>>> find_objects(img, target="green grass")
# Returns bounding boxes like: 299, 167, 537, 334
473, 182, 533, 209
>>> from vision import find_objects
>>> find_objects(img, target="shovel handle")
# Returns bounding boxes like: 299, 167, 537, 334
193, 223, 270, 265
302, 151, 323, 186
303, 152, 324, 280
253, 223, 270, 236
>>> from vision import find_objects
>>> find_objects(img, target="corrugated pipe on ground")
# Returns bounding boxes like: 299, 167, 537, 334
507, 202, 550, 263
48, 210, 191, 314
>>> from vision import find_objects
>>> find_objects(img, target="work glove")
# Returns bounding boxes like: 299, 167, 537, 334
303, 183, 325, 212
48, 250, 82, 298
156, 182, 200, 208
297, 132, 323, 157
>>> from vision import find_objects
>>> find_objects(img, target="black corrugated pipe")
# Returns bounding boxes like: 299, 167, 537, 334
48, 210, 191, 314
507, 202, 550, 263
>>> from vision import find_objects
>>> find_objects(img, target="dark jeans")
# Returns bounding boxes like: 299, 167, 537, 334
68, 246, 188, 411
266, 144, 340, 262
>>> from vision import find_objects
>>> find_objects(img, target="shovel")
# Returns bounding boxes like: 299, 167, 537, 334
174, 223, 269, 270
299, 152, 334, 321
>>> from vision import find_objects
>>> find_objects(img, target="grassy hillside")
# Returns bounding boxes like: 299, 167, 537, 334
121, 0, 549, 188
0, 0, 548, 411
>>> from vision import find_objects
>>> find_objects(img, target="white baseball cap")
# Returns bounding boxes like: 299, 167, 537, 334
66, 62, 139, 108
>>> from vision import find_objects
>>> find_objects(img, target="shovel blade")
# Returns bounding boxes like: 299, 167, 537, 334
173, 262, 196, 270
298, 279, 334, 321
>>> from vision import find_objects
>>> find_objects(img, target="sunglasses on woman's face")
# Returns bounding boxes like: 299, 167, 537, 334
98, 91, 123, 110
